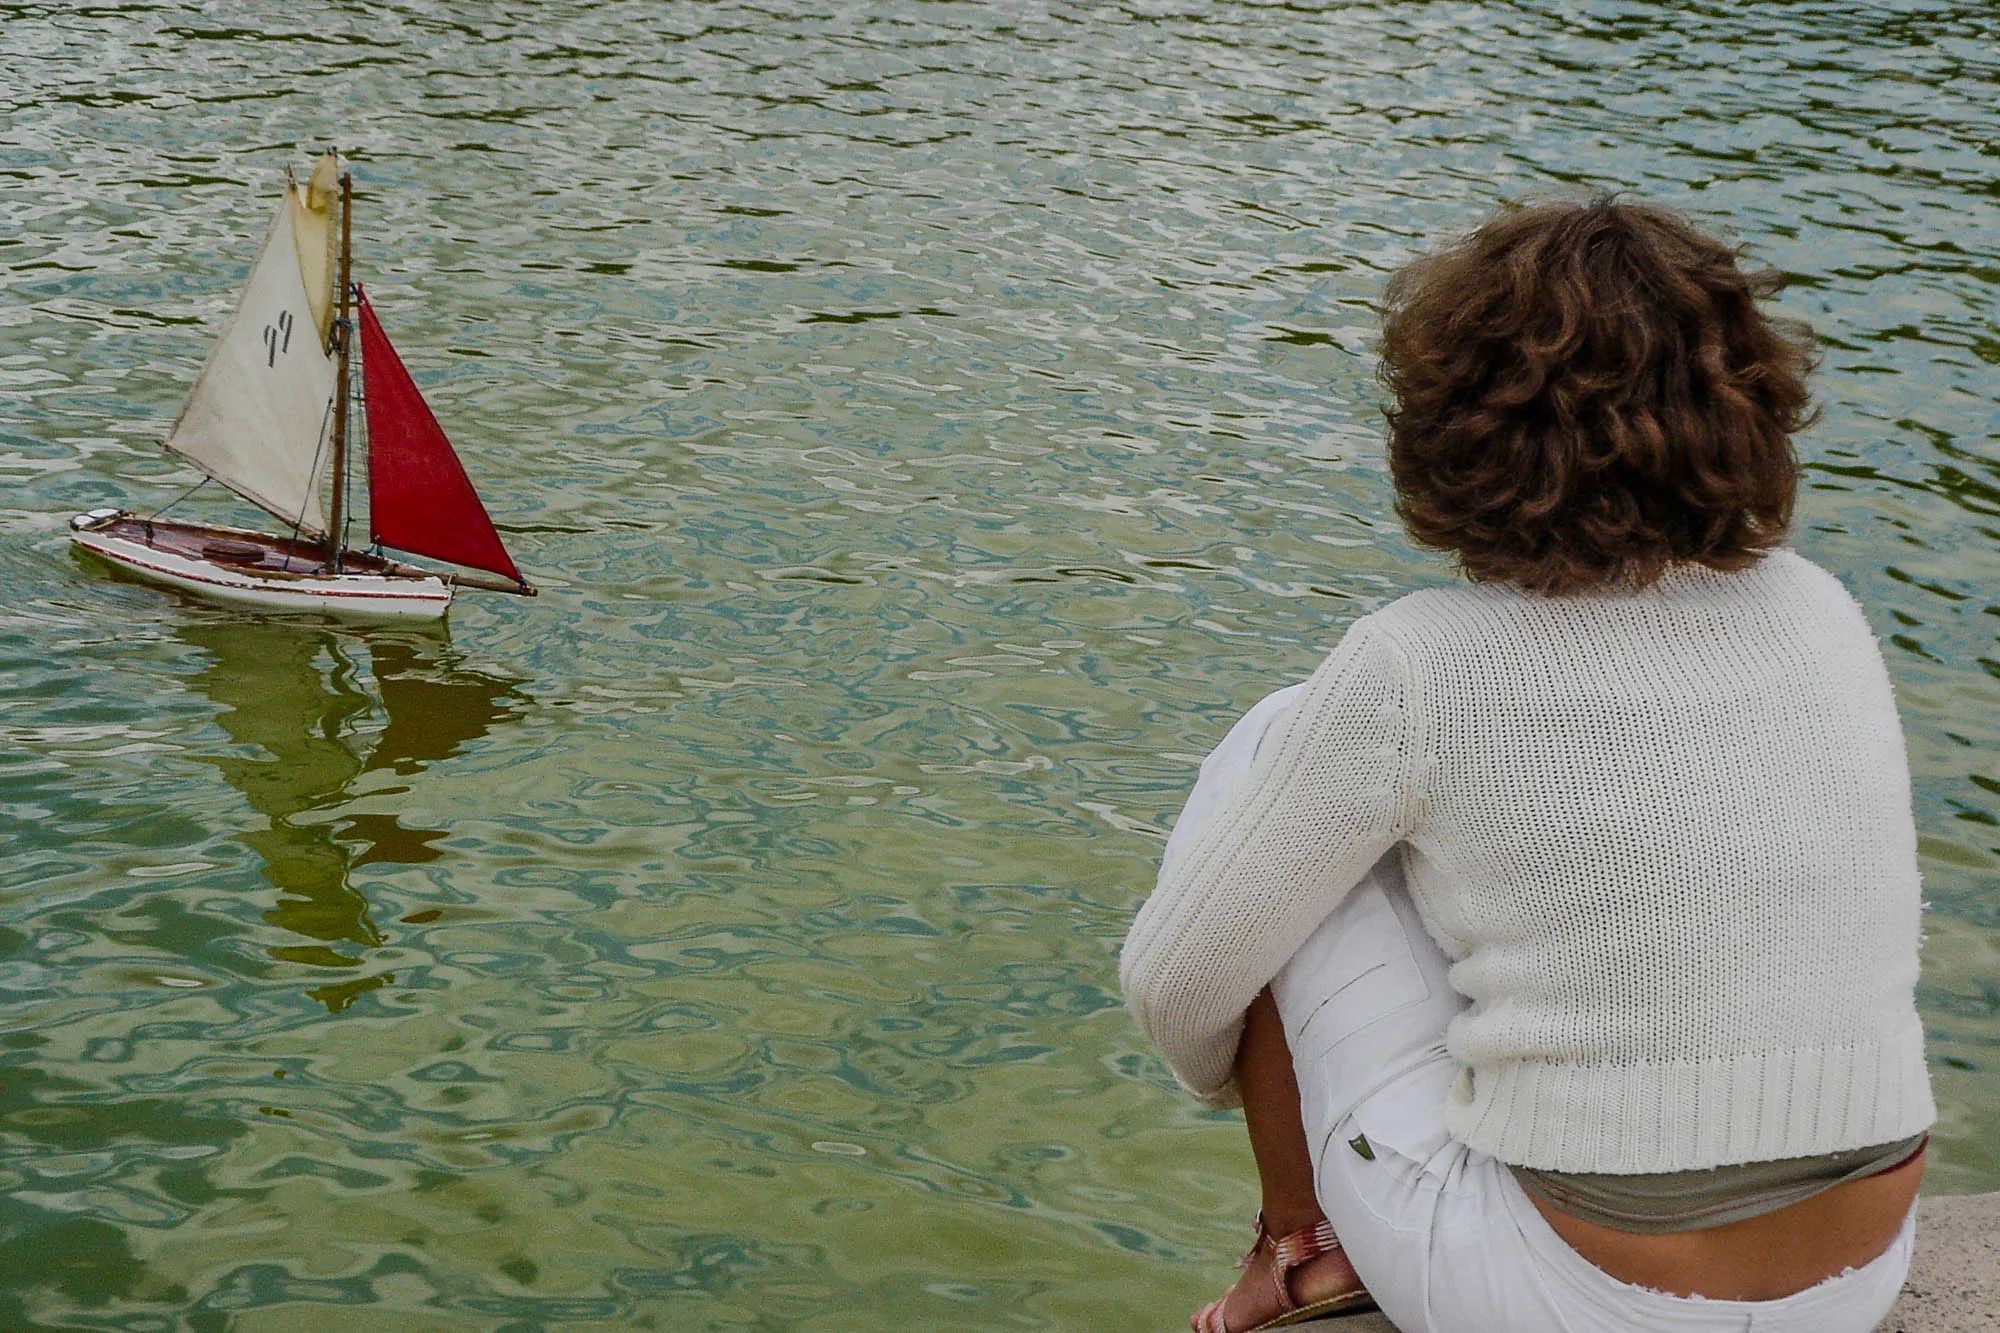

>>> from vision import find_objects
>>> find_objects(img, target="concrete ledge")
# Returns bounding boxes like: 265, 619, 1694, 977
1876, 1192, 2000, 1332
1278, 1192, 1998, 1332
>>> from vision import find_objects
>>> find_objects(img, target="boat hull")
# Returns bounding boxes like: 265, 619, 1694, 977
69, 510, 454, 620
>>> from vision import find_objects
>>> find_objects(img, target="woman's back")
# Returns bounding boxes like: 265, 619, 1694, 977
1128, 549, 1934, 1177
1368, 548, 1932, 1173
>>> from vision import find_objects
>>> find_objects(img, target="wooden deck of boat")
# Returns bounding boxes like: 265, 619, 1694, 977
92, 516, 404, 580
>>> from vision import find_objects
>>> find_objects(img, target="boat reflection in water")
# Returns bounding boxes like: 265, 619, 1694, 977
179, 620, 525, 1011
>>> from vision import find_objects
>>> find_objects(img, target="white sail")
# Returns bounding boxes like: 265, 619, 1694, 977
163, 192, 337, 536
290, 154, 339, 346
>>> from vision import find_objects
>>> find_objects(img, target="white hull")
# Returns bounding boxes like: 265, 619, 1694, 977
69, 511, 453, 621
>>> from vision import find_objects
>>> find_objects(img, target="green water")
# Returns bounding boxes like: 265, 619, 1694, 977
2, 3, 1996, 1328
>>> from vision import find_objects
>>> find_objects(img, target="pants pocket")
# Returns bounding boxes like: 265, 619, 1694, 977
1345, 1073, 1459, 1183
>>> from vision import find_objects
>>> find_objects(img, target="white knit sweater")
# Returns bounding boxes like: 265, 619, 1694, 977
1120, 551, 1935, 1173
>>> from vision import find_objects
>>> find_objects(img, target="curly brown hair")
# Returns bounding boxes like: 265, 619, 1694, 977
1379, 197, 1815, 595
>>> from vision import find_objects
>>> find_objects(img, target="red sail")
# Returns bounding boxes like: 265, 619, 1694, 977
358, 290, 524, 585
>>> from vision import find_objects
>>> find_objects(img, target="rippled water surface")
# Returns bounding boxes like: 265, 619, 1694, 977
3, 2, 1997, 1328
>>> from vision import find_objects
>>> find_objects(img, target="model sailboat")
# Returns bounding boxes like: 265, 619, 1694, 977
71, 154, 535, 620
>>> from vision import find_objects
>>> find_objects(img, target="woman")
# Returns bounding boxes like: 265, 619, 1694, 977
1120, 198, 1933, 1333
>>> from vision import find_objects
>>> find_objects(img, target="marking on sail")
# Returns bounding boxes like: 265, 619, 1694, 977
263, 309, 295, 367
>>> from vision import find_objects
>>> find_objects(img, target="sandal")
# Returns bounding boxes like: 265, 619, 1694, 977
1190, 1212, 1377, 1333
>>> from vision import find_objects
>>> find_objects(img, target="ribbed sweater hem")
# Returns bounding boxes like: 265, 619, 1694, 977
1450, 1023, 1937, 1173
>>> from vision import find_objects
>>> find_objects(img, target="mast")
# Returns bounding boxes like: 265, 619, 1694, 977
325, 168, 354, 571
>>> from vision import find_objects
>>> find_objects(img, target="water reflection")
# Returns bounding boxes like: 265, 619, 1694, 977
179, 623, 526, 1011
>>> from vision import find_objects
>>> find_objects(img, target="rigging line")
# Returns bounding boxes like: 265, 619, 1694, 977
284, 390, 338, 571
326, 301, 358, 569
340, 322, 361, 556
144, 474, 213, 524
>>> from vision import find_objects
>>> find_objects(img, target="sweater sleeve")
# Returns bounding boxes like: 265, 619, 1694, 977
1119, 619, 1415, 1108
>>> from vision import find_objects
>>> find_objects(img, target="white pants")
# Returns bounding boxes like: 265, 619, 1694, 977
1270, 857, 1916, 1333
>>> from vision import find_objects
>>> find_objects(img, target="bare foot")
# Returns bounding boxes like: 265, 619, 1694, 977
1192, 1229, 1370, 1333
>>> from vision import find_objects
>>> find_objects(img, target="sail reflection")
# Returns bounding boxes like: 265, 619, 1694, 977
180, 622, 526, 1011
